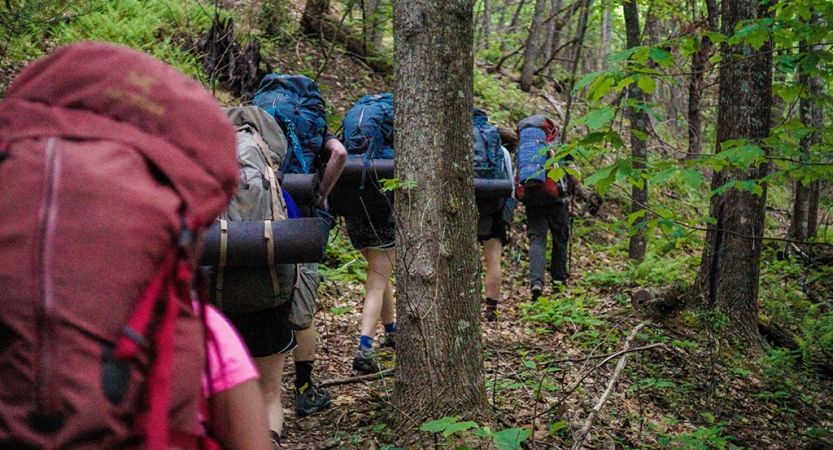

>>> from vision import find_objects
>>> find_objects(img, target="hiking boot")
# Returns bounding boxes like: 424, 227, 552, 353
380, 332, 396, 350
352, 348, 381, 374
294, 383, 331, 417
531, 284, 543, 301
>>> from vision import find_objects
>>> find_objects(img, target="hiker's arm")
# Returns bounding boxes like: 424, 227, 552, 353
319, 136, 347, 208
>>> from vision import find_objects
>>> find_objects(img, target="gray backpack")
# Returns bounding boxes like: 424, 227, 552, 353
212, 106, 297, 313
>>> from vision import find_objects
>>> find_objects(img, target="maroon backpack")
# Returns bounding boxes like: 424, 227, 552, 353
0, 42, 239, 450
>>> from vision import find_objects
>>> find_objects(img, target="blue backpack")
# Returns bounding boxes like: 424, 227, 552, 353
472, 107, 506, 180
473, 108, 509, 217
342, 93, 394, 160
253, 74, 328, 174
515, 114, 568, 205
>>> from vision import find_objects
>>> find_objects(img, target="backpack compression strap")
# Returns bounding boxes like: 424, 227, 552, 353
251, 129, 286, 302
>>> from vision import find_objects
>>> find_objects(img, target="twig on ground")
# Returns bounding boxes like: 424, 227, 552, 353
570, 323, 646, 450
318, 368, 395, 388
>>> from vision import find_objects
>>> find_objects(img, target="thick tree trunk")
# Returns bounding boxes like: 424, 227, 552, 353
686, 0, 718, 159
694, 0, 772, 352
623, 0, 649, 262
520, 0, 548, 91
392, 0, 492, 430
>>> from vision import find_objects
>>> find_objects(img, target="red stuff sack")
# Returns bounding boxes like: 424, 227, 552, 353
0, 42, 239, 450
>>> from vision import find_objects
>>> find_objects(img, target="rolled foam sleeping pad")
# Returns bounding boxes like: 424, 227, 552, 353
337, 158, 395, 182
281, 173, 321, 206
199, 217, 329, 266
473, 178, 513, 198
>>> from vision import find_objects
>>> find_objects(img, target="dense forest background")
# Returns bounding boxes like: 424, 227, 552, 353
1, 0, 832, 449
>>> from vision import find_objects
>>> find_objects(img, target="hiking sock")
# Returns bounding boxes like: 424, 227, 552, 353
359, 335, 374, 352
383, 322, 396, 334
294, 360, 315, 391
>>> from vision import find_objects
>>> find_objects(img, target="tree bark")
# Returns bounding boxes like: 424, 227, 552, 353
597, 6, 611, 72
693, 0, 772, 352
623, 0, 649, 263
686, 0, 718, 159
392, 0, 493, 429
520, 0, 548, 91
362, 0, 385, 52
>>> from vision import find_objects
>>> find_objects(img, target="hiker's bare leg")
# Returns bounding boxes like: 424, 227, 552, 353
360, 247, 395, 339
254, 352, 287, 436
209, 379, 272, 450
483, 237, 503, 300
293, 324, 316, 362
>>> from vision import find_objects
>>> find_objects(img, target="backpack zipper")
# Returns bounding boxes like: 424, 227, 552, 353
35, 138, 62, 417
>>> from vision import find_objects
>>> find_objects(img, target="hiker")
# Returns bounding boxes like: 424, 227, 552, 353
334, 93, 396, 374
478, 146, 515, 321
253, 74, 347, 417
514, 114, 578, 300
0, 41, 243, 450
199, 302, 272, 450
473, 108, 516, 321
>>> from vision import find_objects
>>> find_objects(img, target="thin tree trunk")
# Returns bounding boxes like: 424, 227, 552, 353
686, 0, 718, 159
510, 0, 528, 29
789, 19, 825, 242
598, 6, 611, 72
623, 0, 649, 263
694, 0, 772, 352
362, 0, 385, 52
392, 0, 492, 430
520, 0, 548, 91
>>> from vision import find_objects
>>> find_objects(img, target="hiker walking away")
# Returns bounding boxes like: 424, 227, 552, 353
472, 108, 516, 321
332, 93, 396, 374
253, 74, 347, 418
514, 114, 578, 300
0, 41, 246, 450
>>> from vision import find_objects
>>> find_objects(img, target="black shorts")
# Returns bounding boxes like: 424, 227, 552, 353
344, 214, 396, 250
223, 301, 296, 358
477, 209, 509, 245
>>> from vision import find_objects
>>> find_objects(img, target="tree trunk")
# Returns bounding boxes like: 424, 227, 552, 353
686, 0, 718, 159
392, 0, 492, 430
520, 0, 548, 91
362, 0, 385, 52
597, 6, 611, 72
623, 0, 649, 263
789, 24, 825, 242
301, 0, 393, 75
693, 0, 772, 352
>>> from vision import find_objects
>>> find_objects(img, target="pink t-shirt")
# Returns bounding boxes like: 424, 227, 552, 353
200, 303, 259, 395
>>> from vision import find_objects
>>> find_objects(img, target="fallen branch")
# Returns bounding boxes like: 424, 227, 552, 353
318, 368, 395, 388
571, 323, 646, 450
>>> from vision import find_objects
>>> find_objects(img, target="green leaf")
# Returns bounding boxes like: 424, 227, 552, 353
573, 71, 606, 93
631, 129, 649, 141
420, 417, 457, 432
648, 47, 674, 67
523, 360, 537, 369
585, 162, 619, 194
587, 75, 615, 101
583, 107, 615, 130
705, 31, 726, 45
581, 132, 608, 145
615, 76, 635, 92
637, 75, 656, 94
709, 54, 723, 65
443, 421, 478, 437
631, 47, 651, 65
679, 168, 705, 190
649, 168, 677, 184
628, 209, 647, 225
493, 428, 532, 450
